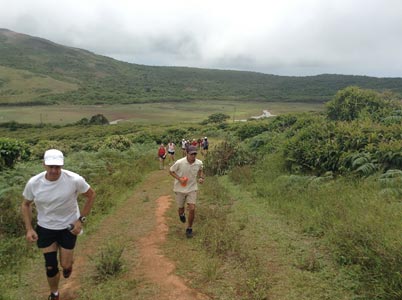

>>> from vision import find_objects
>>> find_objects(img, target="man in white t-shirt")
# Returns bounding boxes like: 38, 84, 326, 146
21, 149, 96, 300
169, 145, 205, 238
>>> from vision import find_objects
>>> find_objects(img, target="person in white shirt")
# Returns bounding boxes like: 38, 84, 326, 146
21, 149, 95, 300
167, 141, 176, 164
169, 145, 205, 238
181, 138, 187, 157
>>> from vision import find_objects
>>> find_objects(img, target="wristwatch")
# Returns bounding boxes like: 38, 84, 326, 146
79, 216, 87, 223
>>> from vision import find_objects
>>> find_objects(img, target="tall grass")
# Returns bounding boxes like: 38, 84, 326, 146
91, 242, 125, 281
253, 154, 402, 300
195, 178, 271, 299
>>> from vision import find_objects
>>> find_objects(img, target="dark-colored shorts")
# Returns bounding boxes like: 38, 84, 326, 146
36, 225, 77, 250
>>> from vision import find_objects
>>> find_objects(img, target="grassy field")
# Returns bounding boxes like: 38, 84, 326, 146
0, 100, 324, 125
0, 66, 78, 104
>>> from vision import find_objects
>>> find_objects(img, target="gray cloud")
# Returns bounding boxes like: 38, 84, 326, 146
1, 0, 402, 77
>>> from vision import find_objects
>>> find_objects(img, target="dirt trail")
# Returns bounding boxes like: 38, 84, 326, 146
56, 170, 209, 300
137, 196, 209, 300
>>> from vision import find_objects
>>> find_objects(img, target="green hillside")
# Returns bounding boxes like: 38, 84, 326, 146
0, 66, 77, 104
1, 28, 402, 105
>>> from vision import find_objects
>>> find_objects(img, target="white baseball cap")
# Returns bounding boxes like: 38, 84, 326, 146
44, 149, 64, 166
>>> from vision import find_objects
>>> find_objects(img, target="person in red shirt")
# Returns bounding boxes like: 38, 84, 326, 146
158, 143, 167, 169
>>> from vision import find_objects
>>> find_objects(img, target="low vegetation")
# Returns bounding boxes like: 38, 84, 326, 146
0, 86, 401, 299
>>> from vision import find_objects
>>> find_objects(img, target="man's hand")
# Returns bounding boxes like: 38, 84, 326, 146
70, 220, 83, 235
25, 228, 38, 242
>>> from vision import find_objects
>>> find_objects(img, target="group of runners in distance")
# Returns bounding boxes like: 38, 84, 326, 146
157, 137, 209, 170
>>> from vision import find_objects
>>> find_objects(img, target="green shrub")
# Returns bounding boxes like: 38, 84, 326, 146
92, 242, 124, 281
0, 190, 25, 236
284, 117, 402, 175
160, 128, 188, 143
378, 169, 402, 199
375, 139, 402, 170
234, 121, 269, 140
0, 138, 30, 169
326, 86, 391, 121
99, 135, 132, 151
204, 138, 256, 176
131, 132, 156, 144
29, 140, 71, 160
267, 114, 298, 132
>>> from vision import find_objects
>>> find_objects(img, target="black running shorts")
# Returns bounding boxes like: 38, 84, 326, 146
36, 225, 77, 250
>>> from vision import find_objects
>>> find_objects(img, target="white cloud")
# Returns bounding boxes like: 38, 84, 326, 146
1, 0, 402, 77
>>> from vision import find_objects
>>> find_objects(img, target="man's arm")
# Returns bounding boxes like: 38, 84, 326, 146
80, 187, 96, 217
197, 168, 205, 184
70, 187, 95, 235
169, 170, 180, 180
21, 199, 38, 242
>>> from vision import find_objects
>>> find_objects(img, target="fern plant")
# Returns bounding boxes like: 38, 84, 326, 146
378, 169, 402, 198
342, 152, 379, 176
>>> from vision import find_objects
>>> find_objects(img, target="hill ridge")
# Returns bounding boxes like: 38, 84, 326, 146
1, 28, 402, 105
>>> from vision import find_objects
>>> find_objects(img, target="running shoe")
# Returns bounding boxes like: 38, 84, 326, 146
179, 213, 186, 223
48, 292, 59, 300
63, 267, 72, 278
186, 228, 193, 238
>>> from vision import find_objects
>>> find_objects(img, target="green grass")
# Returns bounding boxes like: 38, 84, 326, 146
252, 155, 402, 299
163, 174, 356, 300
0, 100, 324, 125
0, 65, 77, 104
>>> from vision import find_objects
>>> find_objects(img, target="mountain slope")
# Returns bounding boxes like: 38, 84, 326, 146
1, 28, 402, 105
0, 65, 78, 104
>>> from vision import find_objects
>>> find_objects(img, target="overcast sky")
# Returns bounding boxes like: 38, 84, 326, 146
1, 0, 402, 77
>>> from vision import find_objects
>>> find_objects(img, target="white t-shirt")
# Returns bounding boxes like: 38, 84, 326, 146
23, 169, 90, 230
168, 143, 175, 152
170, 157, 203, 193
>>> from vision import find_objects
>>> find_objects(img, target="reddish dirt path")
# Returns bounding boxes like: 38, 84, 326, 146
137, 195, 209, 300
55, 171, 209, 300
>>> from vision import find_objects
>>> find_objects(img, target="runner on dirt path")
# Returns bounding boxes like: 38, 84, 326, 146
21, 149, 96, 300
169, 145, 205, 238
181, 139, 187, 157
158, 143, 167, 170
167, 141, 176, 165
